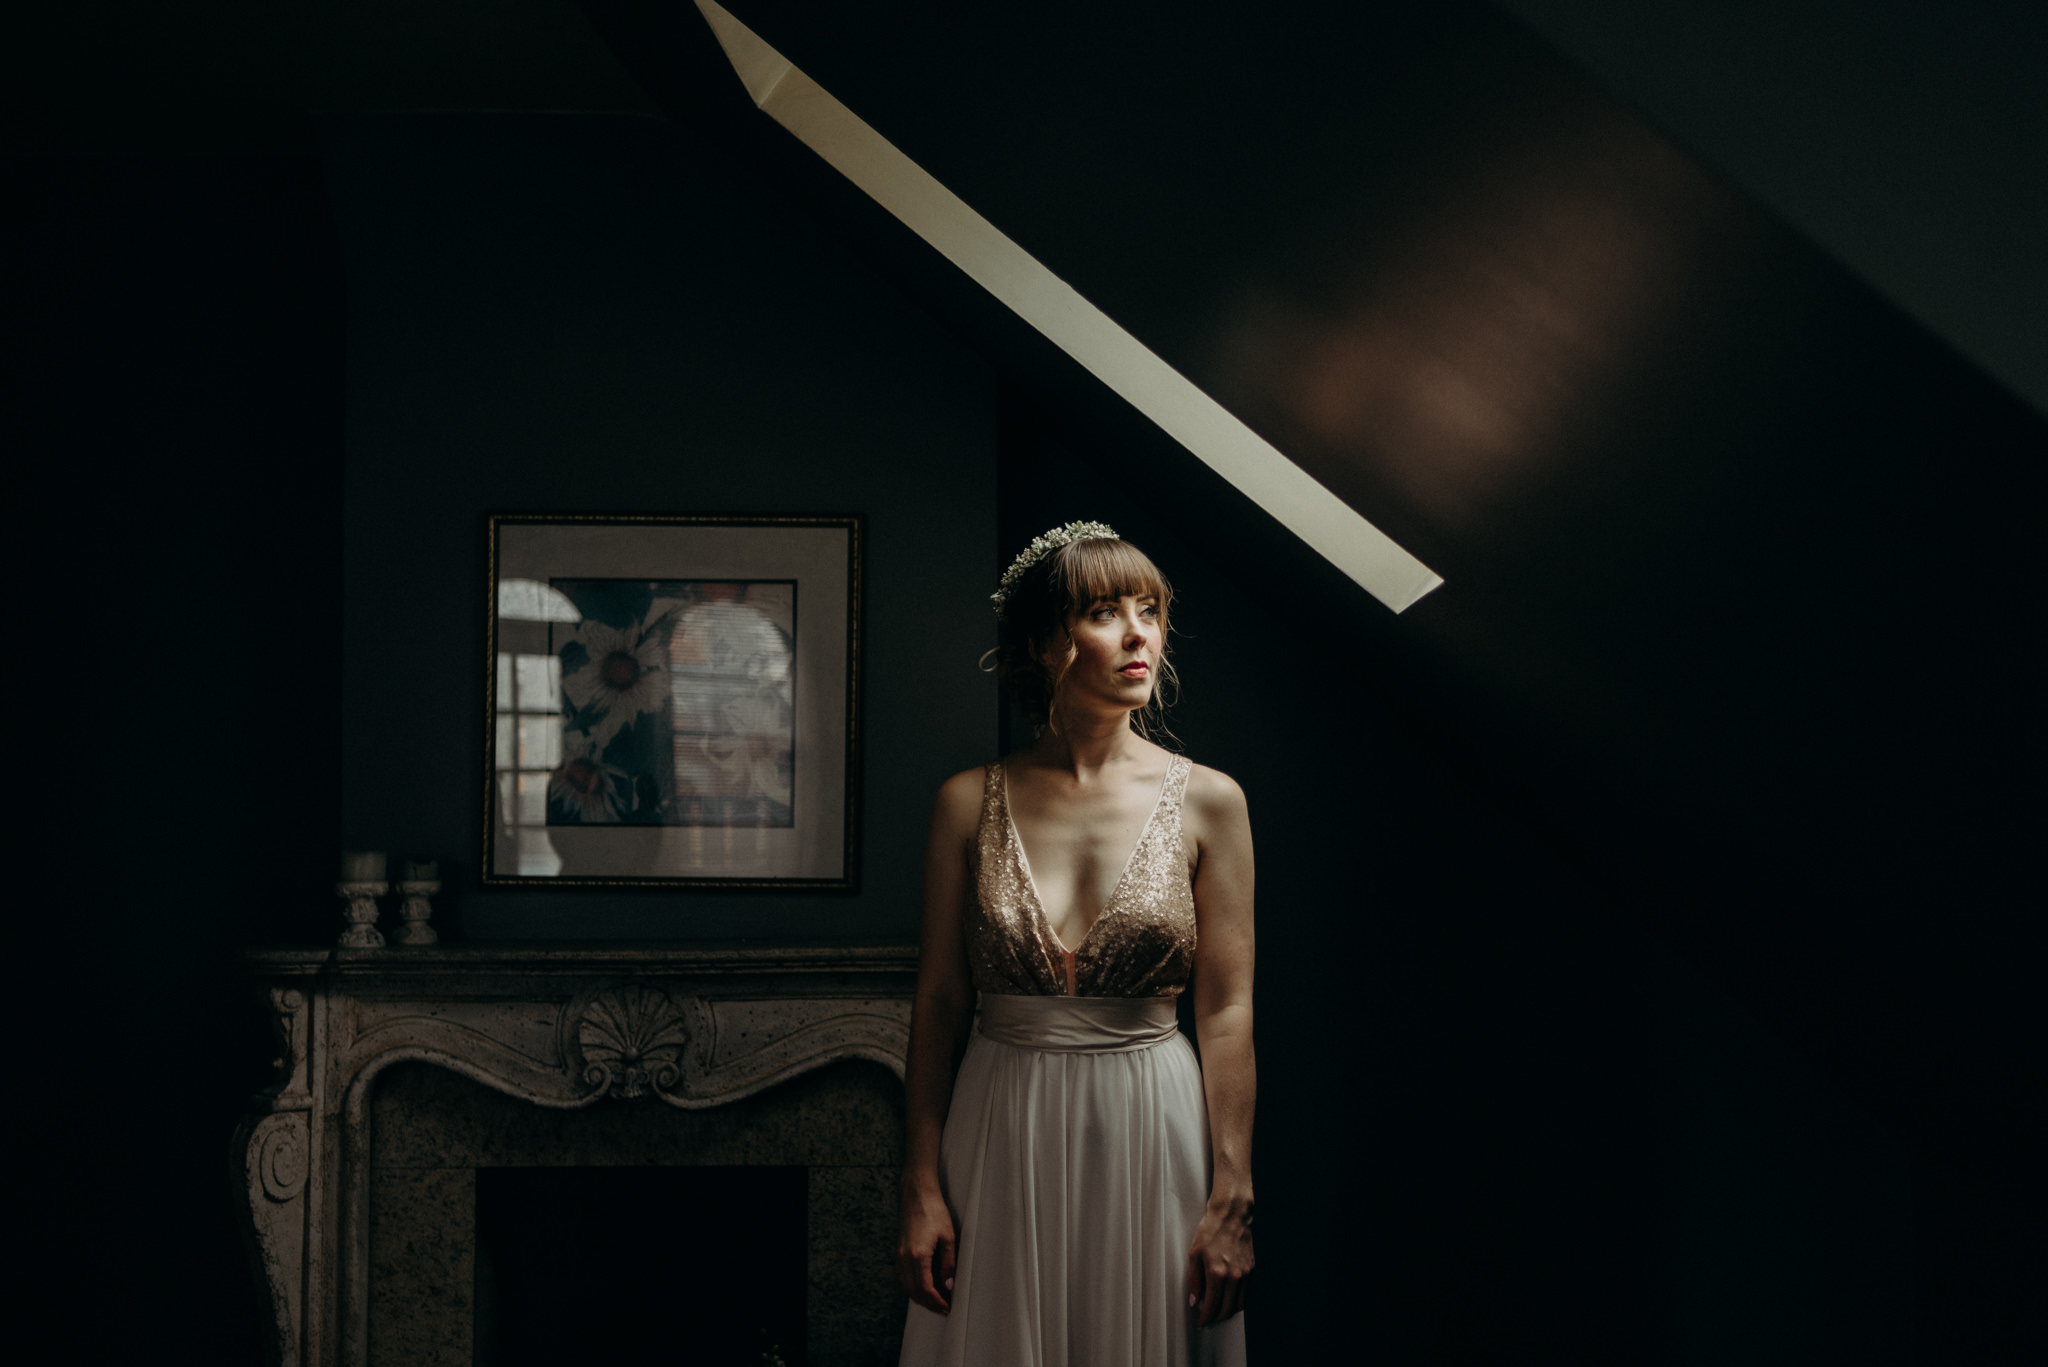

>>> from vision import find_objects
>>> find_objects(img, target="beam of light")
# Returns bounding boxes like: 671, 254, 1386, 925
694, 0, 1443, 613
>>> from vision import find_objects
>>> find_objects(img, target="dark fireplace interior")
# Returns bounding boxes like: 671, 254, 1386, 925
476, 1165, 809, 1367
367, 1059, 905, 1366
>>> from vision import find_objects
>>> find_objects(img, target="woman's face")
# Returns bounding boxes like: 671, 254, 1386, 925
1049, 593, 1163, 714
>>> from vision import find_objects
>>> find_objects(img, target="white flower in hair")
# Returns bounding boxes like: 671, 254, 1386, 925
991, 521, 1120, 614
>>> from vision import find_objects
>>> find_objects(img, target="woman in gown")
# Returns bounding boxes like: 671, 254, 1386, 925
896, 524, 1254, 1366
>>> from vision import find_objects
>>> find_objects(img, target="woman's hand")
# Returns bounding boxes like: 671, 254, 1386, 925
896, 1184, 959, 1315
895, 770, 980, 1317
1185, 1195, 1254, 1327
1185, 765, 1256, 1329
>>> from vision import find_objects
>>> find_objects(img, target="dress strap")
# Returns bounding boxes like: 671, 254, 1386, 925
1159, 754, 1194, 828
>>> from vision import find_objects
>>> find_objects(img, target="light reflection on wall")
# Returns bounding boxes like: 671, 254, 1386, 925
1209, 69, 1752, 535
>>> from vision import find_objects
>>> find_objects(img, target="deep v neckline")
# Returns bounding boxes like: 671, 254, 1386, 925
1002, 760, 1176, 965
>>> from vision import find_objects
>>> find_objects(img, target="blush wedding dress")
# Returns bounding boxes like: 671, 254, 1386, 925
898, 756, 1248, 1366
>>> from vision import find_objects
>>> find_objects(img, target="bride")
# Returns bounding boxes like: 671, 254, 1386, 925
896, 524, 1254, 1365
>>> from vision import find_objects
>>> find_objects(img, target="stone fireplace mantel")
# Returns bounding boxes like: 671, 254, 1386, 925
232, 942, 918, 1367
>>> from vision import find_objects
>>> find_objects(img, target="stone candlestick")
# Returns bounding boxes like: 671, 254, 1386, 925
340, 850, 387, 883
393, 879, 441, 945
335, 881, 388, 948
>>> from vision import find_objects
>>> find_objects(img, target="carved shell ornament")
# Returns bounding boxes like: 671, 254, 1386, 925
576, 984, 690, 1100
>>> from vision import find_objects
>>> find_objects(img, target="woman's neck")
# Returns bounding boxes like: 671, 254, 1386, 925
1030, 707, 1149, 780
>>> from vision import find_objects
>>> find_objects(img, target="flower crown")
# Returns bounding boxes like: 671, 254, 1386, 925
991, 521, 1120, 614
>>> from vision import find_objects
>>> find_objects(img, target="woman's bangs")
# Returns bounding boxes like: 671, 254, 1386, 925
1058, 539, 1171, 615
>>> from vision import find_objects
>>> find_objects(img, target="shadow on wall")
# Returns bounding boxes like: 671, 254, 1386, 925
997, 398, 1913, 1364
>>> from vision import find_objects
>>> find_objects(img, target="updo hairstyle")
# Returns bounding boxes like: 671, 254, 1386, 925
991, 536, 1177, 739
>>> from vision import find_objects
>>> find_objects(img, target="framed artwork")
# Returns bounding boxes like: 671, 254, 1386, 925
484, 514, 861, 889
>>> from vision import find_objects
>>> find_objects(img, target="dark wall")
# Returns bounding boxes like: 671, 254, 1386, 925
13, 148, 344, 1359
320, 111, 995, 940
13, 108, 994, 1358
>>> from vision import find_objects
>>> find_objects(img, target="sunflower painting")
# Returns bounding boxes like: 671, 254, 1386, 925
547, 578, 796, 828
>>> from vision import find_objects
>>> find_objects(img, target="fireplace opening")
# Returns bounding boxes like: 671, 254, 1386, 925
475, 1164, 810, 1366
367, 1057, 906, 1364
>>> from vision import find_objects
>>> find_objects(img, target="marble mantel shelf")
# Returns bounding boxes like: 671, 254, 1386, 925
232, 941, 920, 1367
239, 939, 922, 977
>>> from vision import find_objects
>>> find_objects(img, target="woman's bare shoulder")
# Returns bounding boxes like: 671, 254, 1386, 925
939, 762, 991, 793
1185, 761, 1247, 806
930, 764, 990, 835
1183, 762, 1250, 827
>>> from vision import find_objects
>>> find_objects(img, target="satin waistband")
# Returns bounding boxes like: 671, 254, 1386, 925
976, 993, 1181, 1054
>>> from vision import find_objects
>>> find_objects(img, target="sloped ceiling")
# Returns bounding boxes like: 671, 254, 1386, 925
13, 1, 2039, 414
1496, 0, 2048, 417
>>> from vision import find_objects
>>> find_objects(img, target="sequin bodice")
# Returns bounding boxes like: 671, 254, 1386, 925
967, 756, 1198, 998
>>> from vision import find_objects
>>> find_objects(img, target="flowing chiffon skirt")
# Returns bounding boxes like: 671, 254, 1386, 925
899, 994, 1248, 1366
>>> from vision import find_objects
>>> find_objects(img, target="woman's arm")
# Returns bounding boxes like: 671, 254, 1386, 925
1185, 766, 1257, 1328
894, 768, 982, 1315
